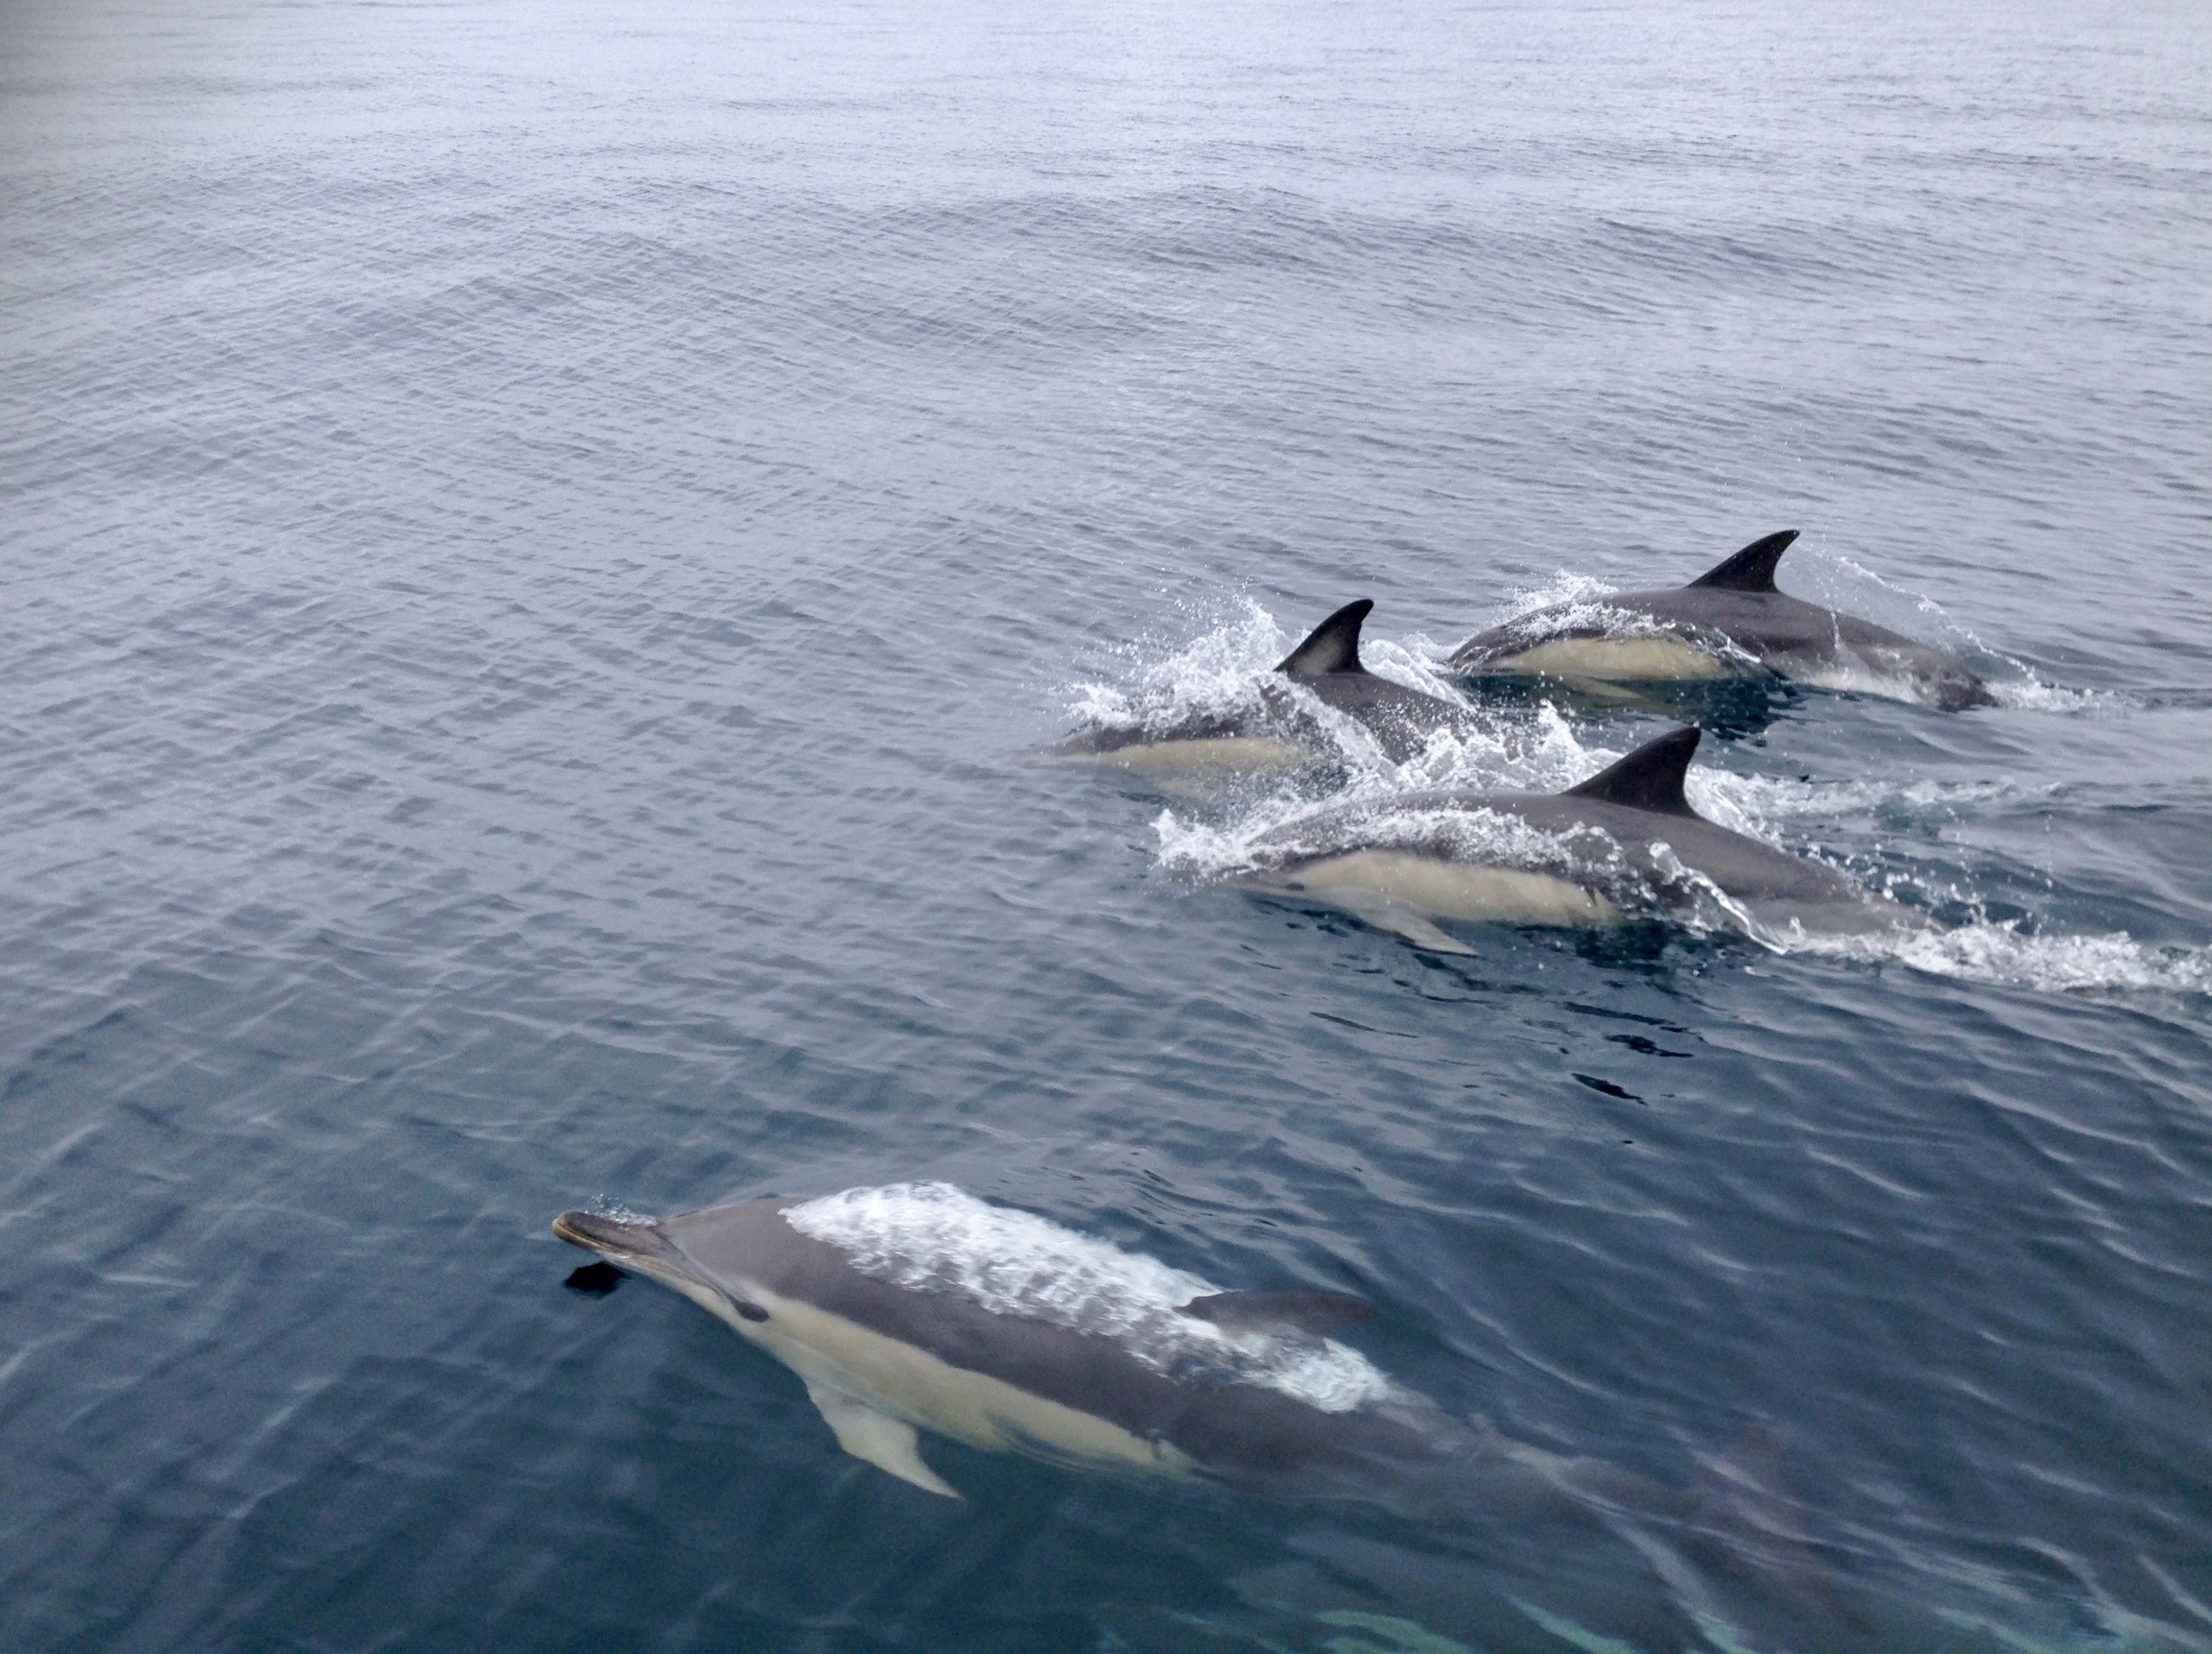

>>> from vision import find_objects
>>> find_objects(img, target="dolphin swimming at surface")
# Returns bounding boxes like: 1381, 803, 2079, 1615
1054, 599, 1481, 771
1235, 725, 1930, 954
553, 1182, 1843, 1648
1449, 532, 1997, 710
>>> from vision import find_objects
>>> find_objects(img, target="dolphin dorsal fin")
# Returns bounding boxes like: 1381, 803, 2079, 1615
1686, 530, 1799, 593
1562, 726, 1702, 817
1176, 1290, 1376, 1336
1276, 600, 1373, 676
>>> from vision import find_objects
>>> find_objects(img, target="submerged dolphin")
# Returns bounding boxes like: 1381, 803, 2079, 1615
558, 1182, 1452, 1502
1449, 532, 1996, 709
555, 1182, 1847, 1649
1055, 600, 1479, 771
552, 1182, 1700, 1510
1237, 725, 1928, 953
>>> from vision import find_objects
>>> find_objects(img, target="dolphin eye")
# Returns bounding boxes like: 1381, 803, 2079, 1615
735, 1300, 770, 1323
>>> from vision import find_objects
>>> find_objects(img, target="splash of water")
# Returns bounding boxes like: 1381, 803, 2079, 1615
1785, 923, 2212, 997
784, 1182, 1399, 1412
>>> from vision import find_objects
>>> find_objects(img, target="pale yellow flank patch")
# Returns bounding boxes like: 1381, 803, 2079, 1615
1495, 637, 1731, 681
1290, 851, 1621, 928
707, 1281, 1197, 1496
1083, 736, 1310, 772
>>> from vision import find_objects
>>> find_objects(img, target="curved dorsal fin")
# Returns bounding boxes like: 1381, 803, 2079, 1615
1277, 599, 1373, 676
1562, 726, 1702, 817
1687, 530, 1799, 594
1176, 1290, 1376, 1337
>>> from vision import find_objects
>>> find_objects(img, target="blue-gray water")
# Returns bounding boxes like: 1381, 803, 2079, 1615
4, 1, 2210, 1649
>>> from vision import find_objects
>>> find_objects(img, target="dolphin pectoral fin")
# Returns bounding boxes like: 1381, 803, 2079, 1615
803, 1382, 962, 1499
1327, 891, 1476, 955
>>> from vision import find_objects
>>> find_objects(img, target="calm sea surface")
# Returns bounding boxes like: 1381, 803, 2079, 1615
4, 1, 2210, 1649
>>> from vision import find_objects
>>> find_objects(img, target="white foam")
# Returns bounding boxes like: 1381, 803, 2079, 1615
1983, 677, 2121, 714
1796, 655, 1968, 707
1152, 702, 1615, 882
1061, 597, 1287, 733
1780, 923, 2212, 996
1485, 570, 1623, 627
1059, 601, 1531, 784
782, 1182, 1399, 1413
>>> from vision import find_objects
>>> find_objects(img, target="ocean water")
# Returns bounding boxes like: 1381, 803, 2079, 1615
4, 0, 2210, 1648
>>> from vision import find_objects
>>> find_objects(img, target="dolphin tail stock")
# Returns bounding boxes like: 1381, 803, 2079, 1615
1278, 599, 1375, 676
1652, 1423, 1873, 1643
1685, 531, 1800, 594
1469, 1413, 1866, 1641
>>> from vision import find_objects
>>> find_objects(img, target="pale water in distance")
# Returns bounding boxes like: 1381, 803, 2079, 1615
3, 0, 2210, 1650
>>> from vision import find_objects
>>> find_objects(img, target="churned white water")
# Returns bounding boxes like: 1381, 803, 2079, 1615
1104, 605, 2212, 999
784, 1183, 1399, 1413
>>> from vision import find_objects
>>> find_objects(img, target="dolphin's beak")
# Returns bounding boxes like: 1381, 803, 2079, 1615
552, 1209, 669, 1264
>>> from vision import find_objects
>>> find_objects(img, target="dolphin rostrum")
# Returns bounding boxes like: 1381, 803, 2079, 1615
1055, 600, 1481, 772
1235, 725, 1929, 954
1449, 532, 1996, 709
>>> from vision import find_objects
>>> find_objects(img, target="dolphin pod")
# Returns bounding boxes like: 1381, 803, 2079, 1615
551, 529, 2052, 1648
1237, 724, 1929, 954
1449, 530, 1996, 709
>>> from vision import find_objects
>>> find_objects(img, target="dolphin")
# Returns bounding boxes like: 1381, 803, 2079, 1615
1449, 532, 1997, 710
554, 1182, 1850, 1650
1235, 725, 1930, 954
1054, 600, 1481, 772
556, 1181, 1459, 1503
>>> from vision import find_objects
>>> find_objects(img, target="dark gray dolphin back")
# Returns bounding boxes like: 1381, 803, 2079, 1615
652, 1198, 1449, 1490
1277, 599, 1374, 676
1685, 530, 1799, 593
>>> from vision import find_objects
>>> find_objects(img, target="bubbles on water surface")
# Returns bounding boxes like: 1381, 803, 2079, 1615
1793, 922, 2212, 997
1076, 602, 2204, 1000
1061, 597, 1294, 738
784, 1182, 1401, 1413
